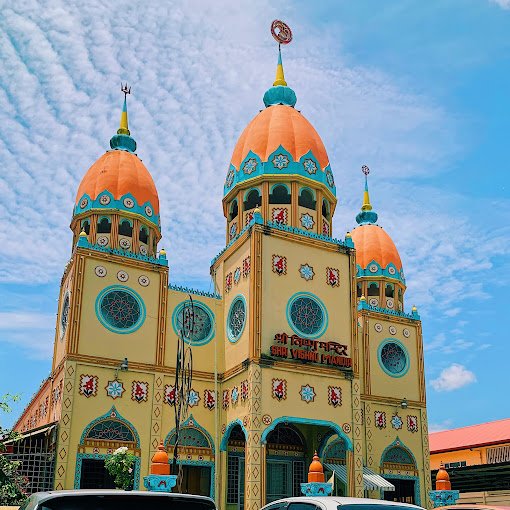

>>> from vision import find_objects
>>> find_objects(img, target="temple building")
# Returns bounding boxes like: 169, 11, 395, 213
12, 39, 431, 509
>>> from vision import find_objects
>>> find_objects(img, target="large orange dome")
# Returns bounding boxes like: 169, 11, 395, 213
75, 150, 160, 216
350, 224, 402, 271
231, 105, 330, 170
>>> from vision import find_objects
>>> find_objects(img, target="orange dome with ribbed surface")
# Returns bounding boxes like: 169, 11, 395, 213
230, 105, 329, 170
75, 150, 159, 214
350, 224, 402, 271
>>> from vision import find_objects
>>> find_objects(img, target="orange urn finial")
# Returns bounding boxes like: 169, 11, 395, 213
308, 451, 325, 483
150, 440, 170, 475
435, 462, 451, 490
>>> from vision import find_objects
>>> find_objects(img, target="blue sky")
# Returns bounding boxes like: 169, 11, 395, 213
0, 1, 509, 431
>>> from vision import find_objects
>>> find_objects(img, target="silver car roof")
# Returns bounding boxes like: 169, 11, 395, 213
262, 497, 424, 510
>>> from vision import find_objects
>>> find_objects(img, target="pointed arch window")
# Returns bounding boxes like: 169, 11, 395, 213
81, 220, 91, 235
86, 420, 136, 442
269, 185, 291, 205
119, 220, 133, 237
385, 283, 394, 298
368, 282, 379, 296
229, 200, 239, 221
244, 189, 261, 211
357, 283, 362, 298
139, 226, 149, 244
97, 217, 111, 234
298, 188, 316, 210
322, 199, 330, 221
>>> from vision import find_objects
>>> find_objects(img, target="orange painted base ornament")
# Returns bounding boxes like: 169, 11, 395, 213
143, 441, 177, 492
300, 451, 333, 496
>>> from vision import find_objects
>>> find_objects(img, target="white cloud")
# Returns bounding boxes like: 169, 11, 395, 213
430, 363, 477, 392
444, 307, 461, 318
490, 0, 510, 9
428, 419, 453, 433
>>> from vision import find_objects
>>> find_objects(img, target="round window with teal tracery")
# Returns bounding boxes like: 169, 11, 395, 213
172, 301, 214, 346
378, 339, 409, 377
286, 292, 327, 339
228, 296, 246, 342
96, 286, 145, 334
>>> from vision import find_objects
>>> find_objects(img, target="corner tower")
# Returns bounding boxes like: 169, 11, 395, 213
222, 46, 337, 243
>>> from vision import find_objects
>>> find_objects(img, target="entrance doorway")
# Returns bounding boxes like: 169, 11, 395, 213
383, 479, 415, 504
178, 465, 211, 497
226, 424, 246, 510
79, 458, 116, 489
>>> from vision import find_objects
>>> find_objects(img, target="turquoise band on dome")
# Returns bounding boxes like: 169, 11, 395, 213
263, 85, 297, 107
355, 260, 406, 285
110, 133, 137, 153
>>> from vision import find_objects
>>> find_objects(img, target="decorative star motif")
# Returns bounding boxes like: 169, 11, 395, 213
106, 380, 125, 399
300, 384, 316, 403
303, 159, 317, 175
299, 264, 314, 281
300, 213, 315, 230
391, 414, 403, 430
272, 153, 289, 170
243, 158, 258, 174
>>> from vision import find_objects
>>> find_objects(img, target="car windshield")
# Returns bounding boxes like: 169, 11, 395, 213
338, 505, 422, 510
39, 495, 216, 510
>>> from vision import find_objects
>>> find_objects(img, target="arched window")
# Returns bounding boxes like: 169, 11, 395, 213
322, 199, 330, 220
86, 420, 136, 442
229, 200, 239, 221
298, 189, 316, 210
267, 424, 305, 449
385, 284, 394, 298
269, 185, 291, 205
382, 446, 416, 468
139, 227, 148, 244
166, 427, 212, 450
97, 217, 111, 234
357, 283, 362, 298
119, 220, 133, 237
398, 289, 403, 301
244, 189, 260, 211
81, 220, 90, 235
227, 424, 246, 446
324, 438, 347, 463
368, 282, 379, 296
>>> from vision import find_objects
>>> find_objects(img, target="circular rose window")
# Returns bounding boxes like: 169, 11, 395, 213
95, 286, 145, 334
227, 296, 246, 342
287, 292, 327, 339
173, 301, 214, 346
60, 292, 70, 339
378, 340, 409, 377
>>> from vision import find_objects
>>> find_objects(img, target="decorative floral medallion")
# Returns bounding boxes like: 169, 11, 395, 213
203, 390, 216, 410
117, 270, 129, 282
245, 211, 254, 225
97, 236, 109, 247
234, 267, 241, 284
369, 298, 379, 307
272, 207, 288, 224
299, 264, 314, 281
389, 325, 397, 335
123, 197, 135, 209
407, 415, 419, 433
222, 390, 229, 409
342, 423, 352, 434
131, 381, 149, 403
242, 256, 251, 278
374, 323, 383, 333
403, 328, 410, 338
375, 411, 386, 429
386, 298, 394, 309
272, 378, 287, 401
303, 158, 317, 175
225, 168, 235, 188
328, 386, 342, 407
138, 275, 150, 287
187, 389, 200, 407
229, 222, 237, 240
106, 380, 125, 399
300, 384, 316, 403
388, 266, 396, 275
80, 198, 89, 209
325, 168, 335, 187
164, 384, 176, 405
79, 375, 98, 398
139, 245, 148, 255
240, 380, 249, 401
391, 414, 403, 430
272, 254, 287, 275
369, 264, 379, 273
243, 158, 258, 175
300, 213, 315, 230
145, 205, 153, 217
95, 265, 107, 277
326, 267, 340, 287
262, 414, 272, 425
99, 194, 111, 205
225, 272, 233, 293
322, 219, 330, 236
119, 238, 131, 249
231, 386, 239, 405
272, 153, 289, 170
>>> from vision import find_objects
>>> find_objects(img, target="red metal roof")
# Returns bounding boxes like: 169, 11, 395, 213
429, 418, 510, 453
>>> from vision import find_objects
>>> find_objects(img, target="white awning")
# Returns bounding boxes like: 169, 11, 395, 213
325, 463, 395, 491
363, 467, 395, 491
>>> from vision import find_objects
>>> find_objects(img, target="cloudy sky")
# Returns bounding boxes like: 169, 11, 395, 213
0, 0, 509, 431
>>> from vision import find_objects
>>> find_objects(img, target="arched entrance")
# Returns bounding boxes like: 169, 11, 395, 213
222, 422, 247, 510
322, 438, 348, 496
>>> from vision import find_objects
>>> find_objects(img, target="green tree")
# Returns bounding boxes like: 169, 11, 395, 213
0, 394, 28, 506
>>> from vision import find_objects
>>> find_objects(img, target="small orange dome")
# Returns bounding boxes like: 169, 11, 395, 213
150, 441, 170, 475
231, 106, 329, 171
350, 224, 402, 271
436, 465, 450, 482
307, 451, 325, 483
435, 464, 452, 490
75, 150, 159, 215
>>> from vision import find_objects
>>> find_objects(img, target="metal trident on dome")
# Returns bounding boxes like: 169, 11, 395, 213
356, 164, 378, 225
121, 83, 131, 98
271, 20, 292, 87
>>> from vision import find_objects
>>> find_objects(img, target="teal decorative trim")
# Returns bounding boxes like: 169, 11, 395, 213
76, 239, 168, 266
95, 285, 146, 334
299, 186, 316, 198
355, 260, 406, 285
79, 406, 140, 446
110, 133, 137, 153
227, 294, 247, 343
381, 436, 417, 467
171, 300, 215, 346
263, 85, 297, 107
119, 217, 133, 227
224, 144, 336, 197
75, 452, 141, 489
286, 292, 328, 339
75, 190, 159, 228
321, 438, 347, 461
210, 220, 255, 265
266, 221, 350, 247
357, 300, 420, 321
377, 339, 410, 378
261, 417, 353, 451
164, 414, 215, 453
270, 182, 291, 193
220, 419, 248, 452
168, 284, 221, 300
243, 186, 261, 200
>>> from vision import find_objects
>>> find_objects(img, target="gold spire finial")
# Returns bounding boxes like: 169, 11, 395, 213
118, 83, 131, 136
361, 165, 372, 211
273, 46, 287, 87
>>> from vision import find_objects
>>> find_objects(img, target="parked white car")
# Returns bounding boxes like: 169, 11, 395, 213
261, 497, 425, 510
